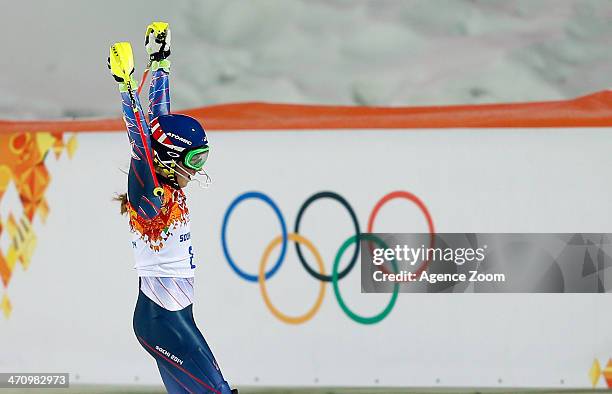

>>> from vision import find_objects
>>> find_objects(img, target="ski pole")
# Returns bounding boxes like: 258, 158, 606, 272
111, 43, 163, 198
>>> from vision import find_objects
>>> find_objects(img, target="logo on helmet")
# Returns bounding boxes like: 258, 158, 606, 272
166, 132, 192, 146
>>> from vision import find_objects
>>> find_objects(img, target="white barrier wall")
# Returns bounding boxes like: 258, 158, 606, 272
1, 128, 611, 388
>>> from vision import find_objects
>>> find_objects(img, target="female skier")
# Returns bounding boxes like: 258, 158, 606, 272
109, 22, 236, 394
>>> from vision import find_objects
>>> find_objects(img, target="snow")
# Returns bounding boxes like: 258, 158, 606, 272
1, 0, 611, 119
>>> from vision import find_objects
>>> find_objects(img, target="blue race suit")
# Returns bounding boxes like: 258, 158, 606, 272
118, 62, 233, 394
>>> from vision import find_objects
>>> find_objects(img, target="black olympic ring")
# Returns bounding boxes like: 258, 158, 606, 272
294, 191, 361, 282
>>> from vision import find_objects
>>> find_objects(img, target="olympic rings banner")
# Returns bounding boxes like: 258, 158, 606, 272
220, 190, 433, 325
1, 127, 612, 388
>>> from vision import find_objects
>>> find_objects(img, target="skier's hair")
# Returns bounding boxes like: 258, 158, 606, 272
114, 193, 129, 216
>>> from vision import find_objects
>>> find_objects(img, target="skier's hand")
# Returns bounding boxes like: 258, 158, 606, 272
145, 22, 171, 62
108, 42, 135, 83
107, 57, 131, 83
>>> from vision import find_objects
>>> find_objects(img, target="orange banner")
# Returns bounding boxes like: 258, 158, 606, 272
1, 91, 612, 133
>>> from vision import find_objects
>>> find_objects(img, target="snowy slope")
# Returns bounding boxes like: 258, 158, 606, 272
1, 0, 611, 119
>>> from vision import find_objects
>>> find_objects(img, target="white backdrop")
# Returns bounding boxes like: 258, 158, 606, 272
1, 128, 611, 388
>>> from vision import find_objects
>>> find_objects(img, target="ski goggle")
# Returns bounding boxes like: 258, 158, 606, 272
184, 147, 210, 171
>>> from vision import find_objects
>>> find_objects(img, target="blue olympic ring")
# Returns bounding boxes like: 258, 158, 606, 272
221, 191, 288, 282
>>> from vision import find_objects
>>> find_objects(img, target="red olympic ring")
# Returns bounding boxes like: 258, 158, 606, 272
367, 191, 436, 280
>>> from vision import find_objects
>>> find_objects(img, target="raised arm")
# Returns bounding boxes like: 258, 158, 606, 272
148, 61, 170, 118
145, 22, 171, 119
109, 42, 163, 220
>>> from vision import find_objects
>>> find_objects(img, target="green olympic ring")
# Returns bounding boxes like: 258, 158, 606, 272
332, 233, 399, 325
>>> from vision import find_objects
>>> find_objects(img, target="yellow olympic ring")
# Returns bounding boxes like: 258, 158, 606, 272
258, 233, 326, 325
